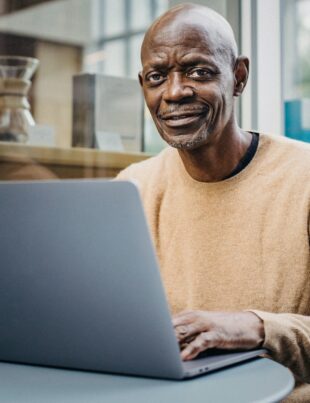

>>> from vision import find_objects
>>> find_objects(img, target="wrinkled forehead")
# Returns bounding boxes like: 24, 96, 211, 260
141, 13, 237, 67
143, 24, 217, 59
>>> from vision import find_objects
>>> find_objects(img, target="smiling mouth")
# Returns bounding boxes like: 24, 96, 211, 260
159, 106, 210, 128
160, 111, 207, 128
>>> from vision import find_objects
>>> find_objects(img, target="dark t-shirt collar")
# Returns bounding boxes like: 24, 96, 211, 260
224, 132, 259, 180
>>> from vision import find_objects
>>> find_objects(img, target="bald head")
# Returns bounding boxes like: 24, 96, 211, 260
142, 3, 238, 67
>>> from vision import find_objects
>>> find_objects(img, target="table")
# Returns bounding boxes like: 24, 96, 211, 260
0, 358, 294, 403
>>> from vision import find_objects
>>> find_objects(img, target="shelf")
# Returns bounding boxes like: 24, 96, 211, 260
0, 142, 152, 180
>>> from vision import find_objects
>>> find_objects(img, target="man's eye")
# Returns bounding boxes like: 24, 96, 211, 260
147, 72, 165, 83
187, 69, 213, 79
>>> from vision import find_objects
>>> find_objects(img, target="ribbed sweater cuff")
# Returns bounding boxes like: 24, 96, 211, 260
249, 310, 285, 353
247, 309, 310, 384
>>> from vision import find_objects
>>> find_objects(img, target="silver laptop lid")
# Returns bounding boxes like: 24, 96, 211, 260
0, 180, 184, 379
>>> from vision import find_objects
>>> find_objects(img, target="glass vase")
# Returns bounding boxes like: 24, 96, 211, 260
0, 56, 39, 143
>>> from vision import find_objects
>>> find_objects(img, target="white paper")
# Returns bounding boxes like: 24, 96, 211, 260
96, 131, 124, 152
27, 125, 55, 147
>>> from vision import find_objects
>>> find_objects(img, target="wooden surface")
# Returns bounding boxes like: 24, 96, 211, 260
0, 142, 151, 180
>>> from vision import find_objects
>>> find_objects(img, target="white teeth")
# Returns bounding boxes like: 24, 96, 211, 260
171, 115, 190, 120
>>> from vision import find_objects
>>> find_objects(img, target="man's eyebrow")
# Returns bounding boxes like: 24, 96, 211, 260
143, 56, 218, 72
178, 54, 218, 67
143, 61, 168, 71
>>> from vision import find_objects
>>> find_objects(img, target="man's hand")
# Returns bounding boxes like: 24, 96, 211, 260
173, 311, 265, 361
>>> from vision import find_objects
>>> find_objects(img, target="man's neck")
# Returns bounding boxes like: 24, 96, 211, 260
177, 124, 252, 183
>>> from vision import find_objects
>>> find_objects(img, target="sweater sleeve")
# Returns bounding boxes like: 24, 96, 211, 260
251, 310, 310, 383
114, 166, 132, 180
115, 165, 140, 183
114, 165, 144, 192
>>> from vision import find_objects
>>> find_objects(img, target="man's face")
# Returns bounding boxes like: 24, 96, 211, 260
140, 23, 236, 150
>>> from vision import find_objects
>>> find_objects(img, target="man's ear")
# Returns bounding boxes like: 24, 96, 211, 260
138, 72, 143, 87
233, 56, 249, 96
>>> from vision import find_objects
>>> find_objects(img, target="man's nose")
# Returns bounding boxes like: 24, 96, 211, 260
163, 73, 194, 102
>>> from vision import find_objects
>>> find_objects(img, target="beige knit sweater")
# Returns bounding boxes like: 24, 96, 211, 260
116, 133, 310, 401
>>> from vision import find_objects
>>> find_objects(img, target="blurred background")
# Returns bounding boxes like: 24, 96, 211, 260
0, 0, 309, 179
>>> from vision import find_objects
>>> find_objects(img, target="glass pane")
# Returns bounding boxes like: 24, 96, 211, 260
130, 0, 152, 30
83, 45, 106, 74
103, 0, 126, 37
154, 0, 169, 17
283, 0, 310, 142
102, 39, 126, 77
144, 105, 166, 153
0, 0, 149, 184
129, 33, 144, 78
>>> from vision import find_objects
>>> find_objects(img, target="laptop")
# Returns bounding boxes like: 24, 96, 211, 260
0, 180, 266, 379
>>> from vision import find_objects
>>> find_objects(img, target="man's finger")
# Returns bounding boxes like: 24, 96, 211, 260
175, 323, 205, 342
181, 331, 218, 361
172, 312, 195, 327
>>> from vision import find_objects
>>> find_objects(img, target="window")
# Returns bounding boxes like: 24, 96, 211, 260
283, 0, 310, 142
84, 0, 168, 79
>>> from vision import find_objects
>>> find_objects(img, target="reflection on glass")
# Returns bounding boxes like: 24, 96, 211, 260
143, 106, 166, 154
102, 40, 126, 77
103, 0, 126, 37
130, 0, 152, 30
0, 0, 170, 151
129, 34, 144, 78
283, 0, 310, 142
0, 56, 39, 143
84, 0, 168, 79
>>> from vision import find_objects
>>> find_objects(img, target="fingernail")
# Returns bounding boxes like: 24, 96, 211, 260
181, 351, 187, 360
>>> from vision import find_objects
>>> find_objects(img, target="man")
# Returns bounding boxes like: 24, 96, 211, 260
117, 4, 310, 401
